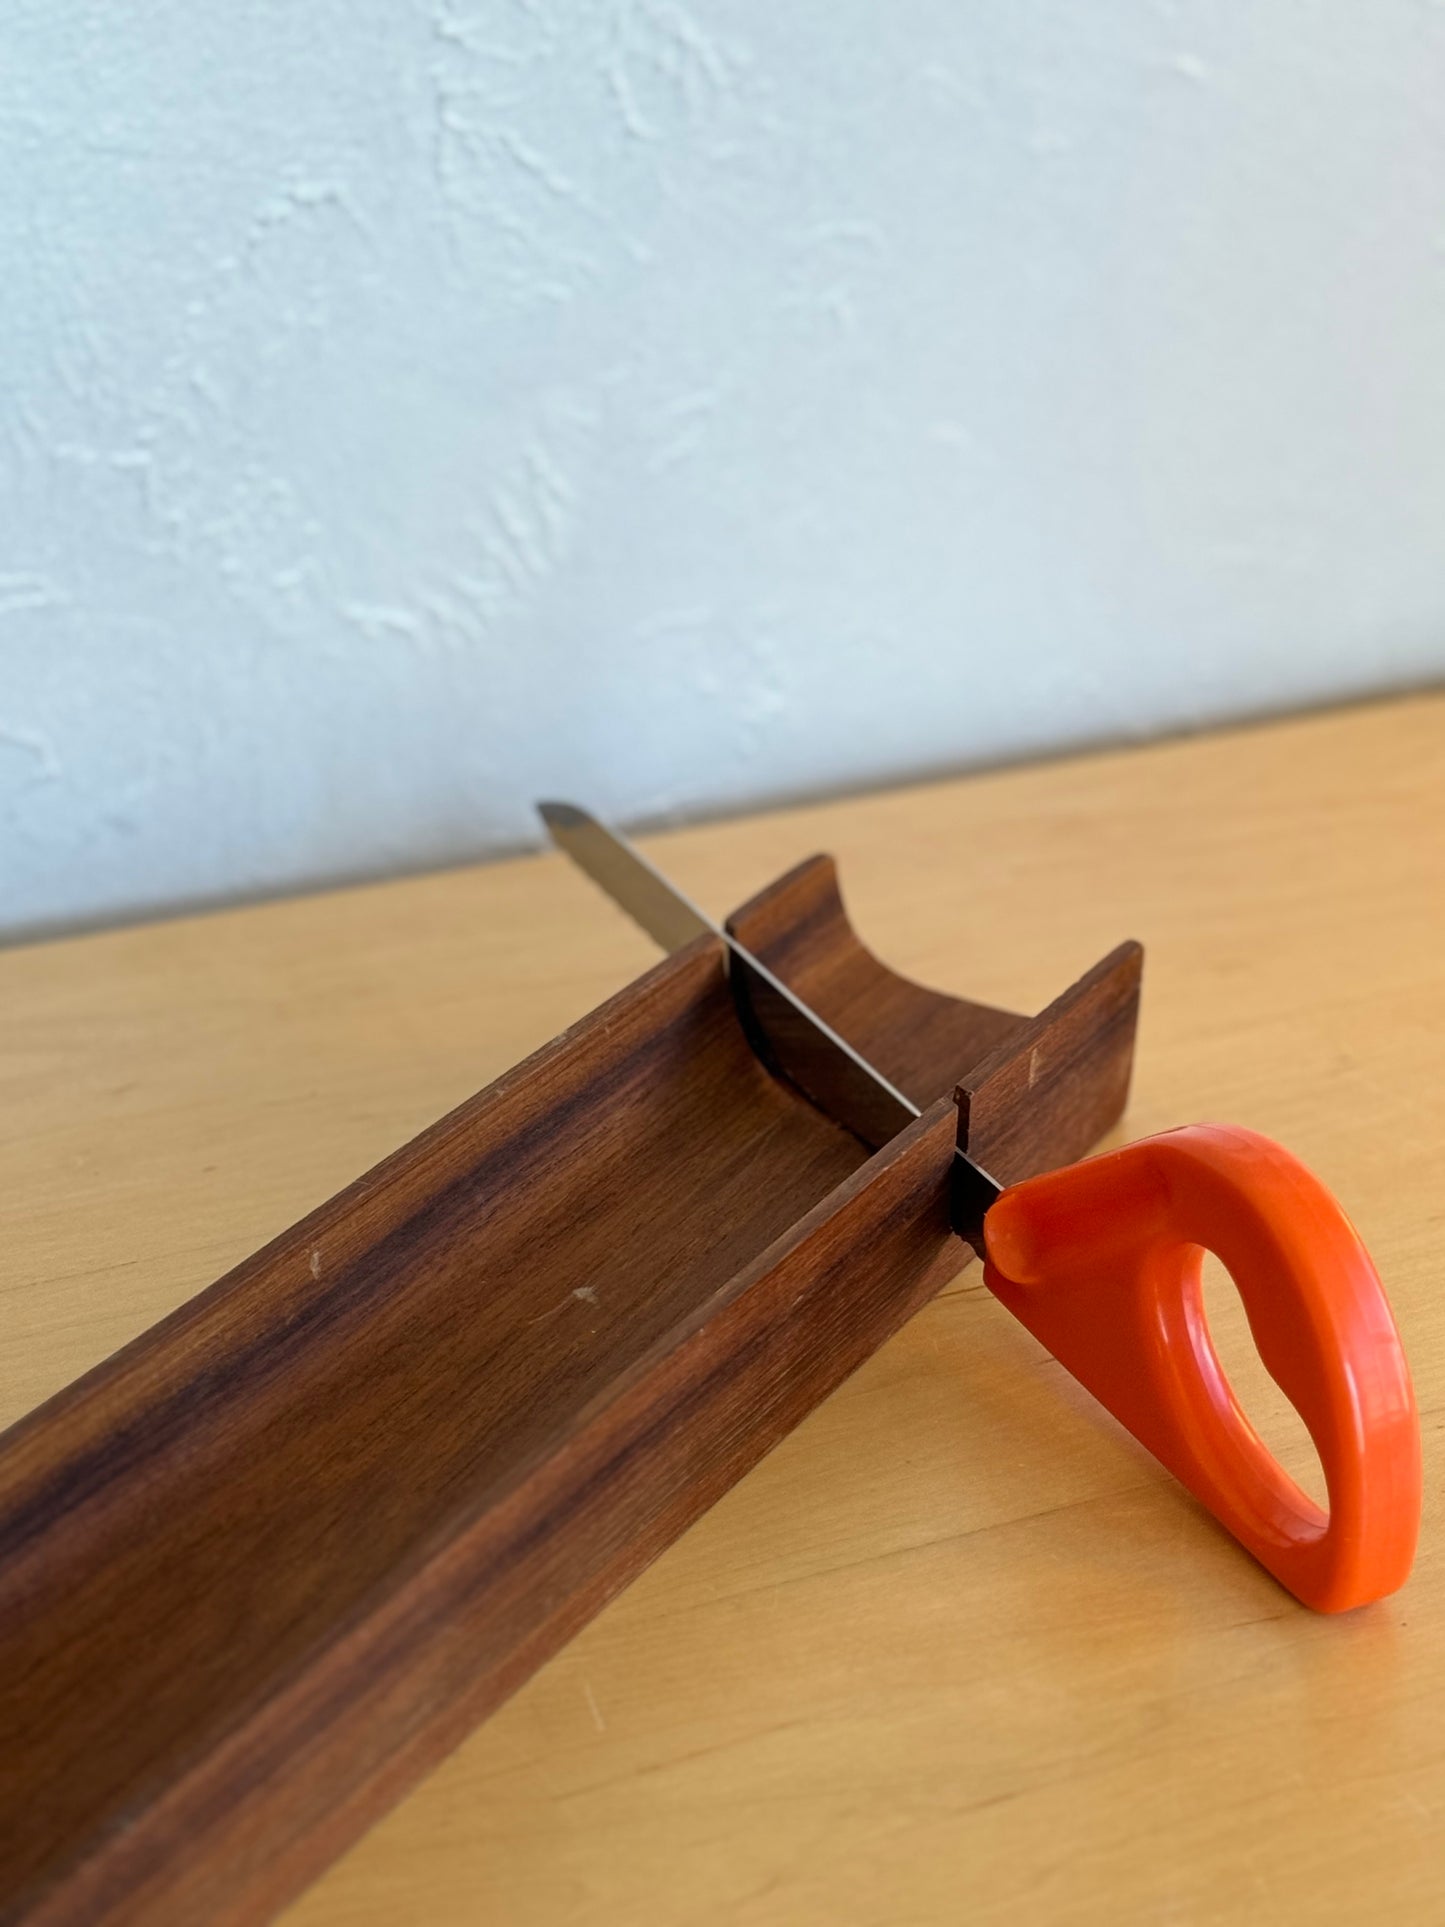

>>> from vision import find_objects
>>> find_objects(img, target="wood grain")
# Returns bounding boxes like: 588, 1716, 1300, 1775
726, 852, 1025, 1111
724, 848, 1144, 1227
3, 691, 1443, 1926
0, 849, 1135, 1923
956, 938, 1143, 1188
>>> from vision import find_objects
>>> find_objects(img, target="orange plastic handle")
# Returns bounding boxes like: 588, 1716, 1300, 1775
981, 1125, 1420, 1612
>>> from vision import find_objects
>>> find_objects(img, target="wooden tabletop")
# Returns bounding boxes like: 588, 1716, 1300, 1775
4, 693, 1442, 1924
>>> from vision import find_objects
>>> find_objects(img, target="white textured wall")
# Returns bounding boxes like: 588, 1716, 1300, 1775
4, 3, 1445, 939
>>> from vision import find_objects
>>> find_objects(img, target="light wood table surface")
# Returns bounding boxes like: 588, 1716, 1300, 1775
4, 693, 1443, 1925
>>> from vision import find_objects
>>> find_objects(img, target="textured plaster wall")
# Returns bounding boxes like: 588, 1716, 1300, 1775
4, 3, 1445, 938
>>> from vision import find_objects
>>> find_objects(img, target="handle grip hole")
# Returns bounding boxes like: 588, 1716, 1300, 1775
1199, 1250, 1327, 1511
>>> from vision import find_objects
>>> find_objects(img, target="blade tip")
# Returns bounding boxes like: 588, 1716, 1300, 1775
536, 799, 588, 833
